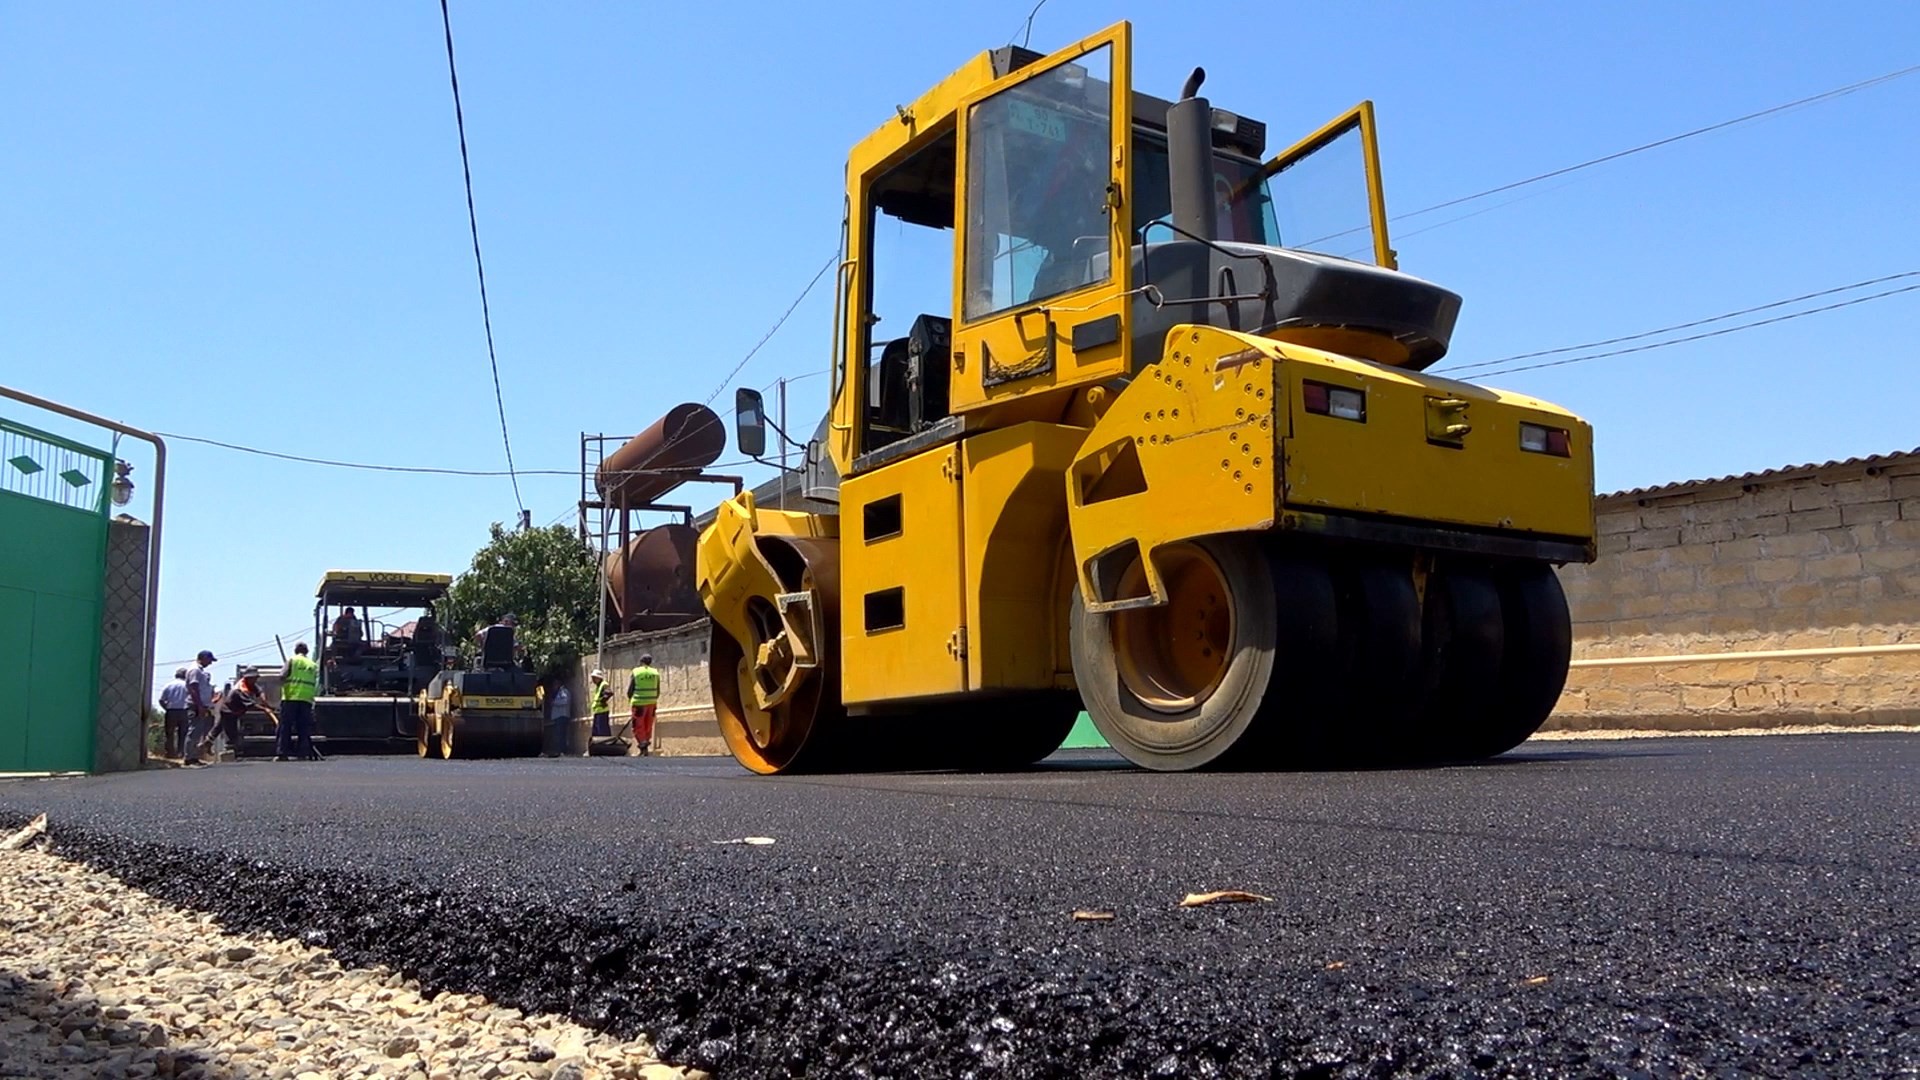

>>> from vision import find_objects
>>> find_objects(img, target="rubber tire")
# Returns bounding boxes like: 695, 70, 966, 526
1468, 563, 1573, 758
1413, 568, 1506, 762
1071, 535, 1277, 772
954, 693, 1082, 771
1321, 558, 1424, 766
1241, 551, 1342, 769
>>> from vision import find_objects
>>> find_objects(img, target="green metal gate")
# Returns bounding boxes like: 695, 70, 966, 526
0, 417, 111, 772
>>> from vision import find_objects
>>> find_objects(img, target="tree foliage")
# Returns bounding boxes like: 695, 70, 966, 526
444, 523, 598, 682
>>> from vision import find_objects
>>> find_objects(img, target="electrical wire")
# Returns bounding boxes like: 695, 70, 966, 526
1297, 62, 1920, 250
154, 431, 580, 476
1399, 63, 1920, 225
700, 252, 840, 407
438, 0, 524, 514
1437, 272, 1920, 376
154, 608, 420, 672
154, 431, 766, 480
1011, 0, 1052, 48
1462, 282, 1920, 381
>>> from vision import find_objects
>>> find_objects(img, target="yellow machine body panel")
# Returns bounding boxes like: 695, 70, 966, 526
464, 695, 538, 711
1277, 350, 1594, 538
960, 422, 1085, 692
1066, 328, 1278, 608
837, 445, 968, 704
315, 570, 451, 593
1066, 326, 1594, 607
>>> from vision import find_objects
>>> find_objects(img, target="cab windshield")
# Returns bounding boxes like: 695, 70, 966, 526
1132, 137, 1280, 246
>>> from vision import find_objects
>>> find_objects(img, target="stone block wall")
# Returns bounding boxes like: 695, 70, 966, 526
1550, 453, 1920, 730
570, 619, 722, 754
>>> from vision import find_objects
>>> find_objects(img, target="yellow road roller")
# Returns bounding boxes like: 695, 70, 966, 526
696, 22, 1595, 772
415, 625, 546, 759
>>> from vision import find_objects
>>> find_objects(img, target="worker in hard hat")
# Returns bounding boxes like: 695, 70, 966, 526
588, 669, 612, 737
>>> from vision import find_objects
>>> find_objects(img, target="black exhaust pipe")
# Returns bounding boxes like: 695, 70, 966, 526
1166, 66, 1216, 244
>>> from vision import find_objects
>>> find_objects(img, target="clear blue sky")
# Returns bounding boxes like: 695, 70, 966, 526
3, 1, 1916, 678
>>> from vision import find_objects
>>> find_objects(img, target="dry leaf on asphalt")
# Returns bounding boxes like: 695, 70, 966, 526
1, 813, 47, 851
1324, 961, 1348, 971
1179, 890, 1273, 908
1071, 910, 1115, 922
1521, 975, 1551, 986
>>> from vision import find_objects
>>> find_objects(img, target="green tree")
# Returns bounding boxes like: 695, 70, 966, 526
444, 523, 598, 682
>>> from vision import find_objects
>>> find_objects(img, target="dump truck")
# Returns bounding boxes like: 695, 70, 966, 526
695, 22, 1595, 773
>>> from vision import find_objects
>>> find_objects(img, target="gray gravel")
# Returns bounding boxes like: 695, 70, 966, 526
2, 734, 1917, 1078
0, 842, 702, 1080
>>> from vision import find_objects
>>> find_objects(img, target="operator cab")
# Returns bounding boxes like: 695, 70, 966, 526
312, 571, 453, 696
832, 27, 1460, 477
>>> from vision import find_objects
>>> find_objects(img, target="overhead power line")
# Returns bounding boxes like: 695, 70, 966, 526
155, 609, 415, 671
1396, 63, 1920, 226
155, 432, 575, 476
1300, 62, 1920, 250
1438, 272, 1920, 376
156, 430, 758, 478
1459, 278, 1920, 381
700, 252, 840, 408
1010, 0, 1053, 48
438, 0, 524, 515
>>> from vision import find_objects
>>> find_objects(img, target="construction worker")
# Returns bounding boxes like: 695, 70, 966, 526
159, 667, 191, 758
181, 650, 218, 767
588, 669, 612, 737
628, 653, 660, 756
278, 642, 321, 761
205, 669, 275, 759
331, 606, 363, 658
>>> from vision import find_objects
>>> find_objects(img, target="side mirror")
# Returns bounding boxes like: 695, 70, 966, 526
734, 388, 768, 458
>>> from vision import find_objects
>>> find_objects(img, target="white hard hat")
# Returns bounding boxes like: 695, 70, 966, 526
590, 669, 604, 678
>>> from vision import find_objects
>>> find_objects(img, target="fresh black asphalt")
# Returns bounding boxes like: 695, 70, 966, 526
2, 735, 1915, 1078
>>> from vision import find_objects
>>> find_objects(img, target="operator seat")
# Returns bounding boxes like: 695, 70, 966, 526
479, 625, 515, 671
868, 313, 955, 447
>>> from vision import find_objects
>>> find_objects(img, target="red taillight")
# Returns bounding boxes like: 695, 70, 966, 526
1302, 381, 1365, 422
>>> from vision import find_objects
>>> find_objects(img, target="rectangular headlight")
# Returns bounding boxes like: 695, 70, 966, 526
1519, 422, 1570, 457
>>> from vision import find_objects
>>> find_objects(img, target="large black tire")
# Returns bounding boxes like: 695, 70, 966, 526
954, 693, 1082, 771
1241, 550, 1343, 768
1071, 535, 1278, 771
1320, 557, 1424, 765
1465, 563, 1573, 758
1413, 567, 1507, 762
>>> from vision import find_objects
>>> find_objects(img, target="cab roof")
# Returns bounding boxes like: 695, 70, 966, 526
314, 570, 451, 606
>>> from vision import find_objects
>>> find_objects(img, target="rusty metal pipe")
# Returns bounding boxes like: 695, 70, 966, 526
595, 403, 726, 506
604, 523, 703, 632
